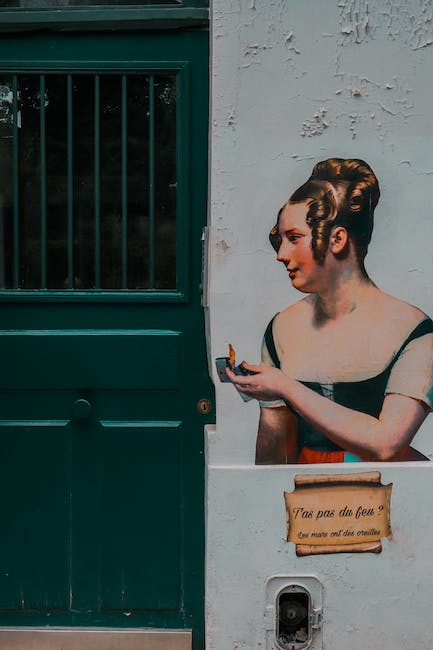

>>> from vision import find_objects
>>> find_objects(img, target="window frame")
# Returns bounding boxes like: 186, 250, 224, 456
0, 1, 208, 33
0, 61, 191, 303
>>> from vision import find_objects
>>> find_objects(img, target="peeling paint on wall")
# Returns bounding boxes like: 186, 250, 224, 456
338, 0, 372, 45
329, 73, 414, 140
338, 0, 433, 49
300, 107, 329, 137
216, 238, 231, 254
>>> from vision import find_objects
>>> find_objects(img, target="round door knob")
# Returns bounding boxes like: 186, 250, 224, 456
72, 398, 92, 420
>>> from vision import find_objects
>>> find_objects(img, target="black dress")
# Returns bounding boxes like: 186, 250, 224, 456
263, 316, 433, 462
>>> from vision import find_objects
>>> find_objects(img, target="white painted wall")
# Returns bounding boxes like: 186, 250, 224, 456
207, 1, 433, 648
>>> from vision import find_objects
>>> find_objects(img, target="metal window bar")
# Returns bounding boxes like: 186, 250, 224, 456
175, 71, 181, 291
121, 74, 128, 289
67, 74, 74, 289
94, 74, 101, 290
12, 74, 19, 289
148, 74, 155, 290
40, 74, 47, 289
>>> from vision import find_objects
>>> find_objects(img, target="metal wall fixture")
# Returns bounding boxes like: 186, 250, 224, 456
264, 576, 323, 650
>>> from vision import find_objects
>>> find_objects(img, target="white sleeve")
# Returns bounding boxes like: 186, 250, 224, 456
385, 332, 433, 410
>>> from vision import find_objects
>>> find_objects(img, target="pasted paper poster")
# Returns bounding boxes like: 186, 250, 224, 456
284, 472, 392, 556
217, 158, 433, 465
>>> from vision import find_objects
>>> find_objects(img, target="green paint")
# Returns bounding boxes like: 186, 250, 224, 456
0, 6, 209, 33
0, 30, 211, 650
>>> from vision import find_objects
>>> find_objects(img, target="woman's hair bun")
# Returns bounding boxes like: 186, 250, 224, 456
310, 158, 380, 214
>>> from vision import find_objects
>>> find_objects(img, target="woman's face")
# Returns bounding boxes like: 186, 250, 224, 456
276, 202, 325, 294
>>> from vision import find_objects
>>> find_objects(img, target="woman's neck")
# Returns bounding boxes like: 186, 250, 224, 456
312, 266, 375, 326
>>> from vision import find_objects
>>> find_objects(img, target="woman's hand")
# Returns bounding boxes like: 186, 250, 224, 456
226, 362, 289, 402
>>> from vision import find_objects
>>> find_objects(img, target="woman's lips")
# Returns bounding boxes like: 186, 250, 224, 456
288, 268, 297, 279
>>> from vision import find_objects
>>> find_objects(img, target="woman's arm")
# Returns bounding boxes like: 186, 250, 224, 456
256, 406, 298, 464
228, 365, 429, 461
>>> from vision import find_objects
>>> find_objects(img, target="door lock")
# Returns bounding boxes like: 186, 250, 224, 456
197, 398, 212, 414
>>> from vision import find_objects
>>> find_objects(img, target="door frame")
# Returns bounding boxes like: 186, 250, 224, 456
0, 24, 211, 650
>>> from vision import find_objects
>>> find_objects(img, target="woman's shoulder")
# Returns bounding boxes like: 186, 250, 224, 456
373, 291, 430, 330
274, 297, 311, 322
272, 297, 312, 338
363, 291, 433, 353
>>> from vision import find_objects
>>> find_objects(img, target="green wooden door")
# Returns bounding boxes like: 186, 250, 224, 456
0, 31, 212, 649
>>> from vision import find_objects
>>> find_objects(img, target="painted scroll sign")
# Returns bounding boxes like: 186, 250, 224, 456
284, 472, 392, 556
217, 158, 433, 465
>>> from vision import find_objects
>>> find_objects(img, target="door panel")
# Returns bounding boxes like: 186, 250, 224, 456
0, 420, 70, 610
0, 31, 211, 649
0, 331, 181, 389
99, 421, 182, 610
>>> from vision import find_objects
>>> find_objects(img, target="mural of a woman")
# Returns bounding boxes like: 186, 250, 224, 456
228, 158, 433, 464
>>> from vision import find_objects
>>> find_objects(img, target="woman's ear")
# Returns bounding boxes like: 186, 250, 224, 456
330, 226, 349, 254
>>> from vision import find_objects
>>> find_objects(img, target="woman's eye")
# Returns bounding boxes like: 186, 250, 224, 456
288, 235, 301, 243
